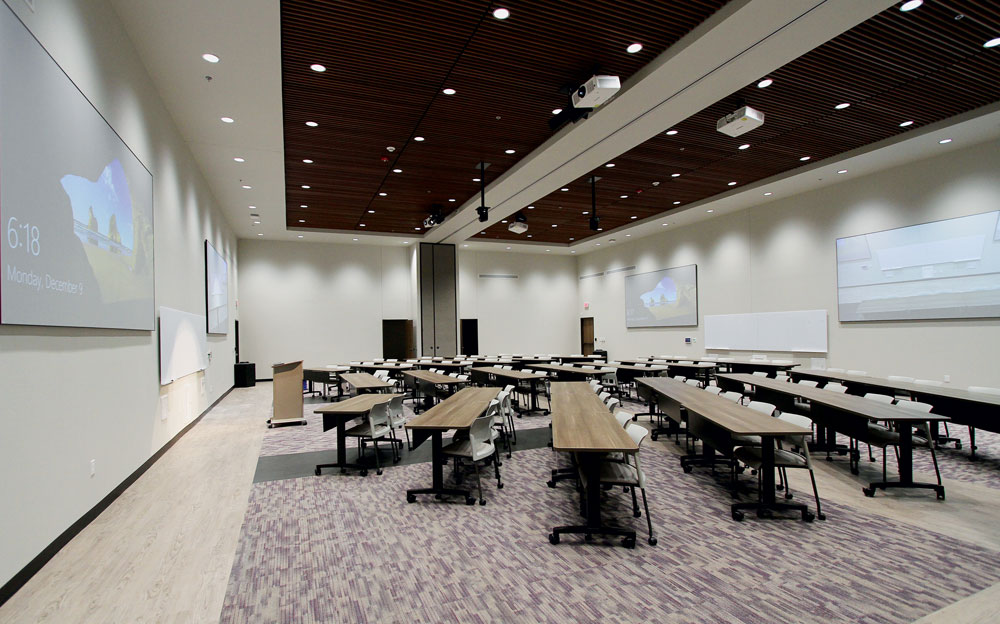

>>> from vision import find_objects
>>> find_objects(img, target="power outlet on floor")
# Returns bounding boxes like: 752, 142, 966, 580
89, 459, 96, 477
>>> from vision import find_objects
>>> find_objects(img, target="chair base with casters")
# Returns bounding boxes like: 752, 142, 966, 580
859, 422, 945, 500
733, 445, 824, 522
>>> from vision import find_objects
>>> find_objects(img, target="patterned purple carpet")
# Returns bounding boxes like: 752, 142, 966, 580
224, 439, 1000, 623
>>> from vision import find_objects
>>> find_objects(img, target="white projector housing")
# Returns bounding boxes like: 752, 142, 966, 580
716, 105, 765, 137
507, 221, 528, 234
572, 75, 621, 108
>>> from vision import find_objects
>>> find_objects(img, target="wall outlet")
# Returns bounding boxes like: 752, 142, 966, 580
89, 459, 96, 477
944, 374, 950, 383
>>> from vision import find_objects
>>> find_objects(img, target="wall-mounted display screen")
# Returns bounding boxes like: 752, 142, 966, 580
836, 211, 1000, 322
0, 3, 154, 330
625, 264, 698, 328
205, 240, 228, 334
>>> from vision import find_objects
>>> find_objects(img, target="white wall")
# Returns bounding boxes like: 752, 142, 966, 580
579, 140, 1000, 386
238, 240, 413, 368
458, 250, 578, 355
0, 0, 237, 588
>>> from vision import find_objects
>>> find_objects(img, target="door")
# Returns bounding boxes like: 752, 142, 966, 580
382, 319, 411, 360
581, 317, 594, 355
461, 319, 479, 356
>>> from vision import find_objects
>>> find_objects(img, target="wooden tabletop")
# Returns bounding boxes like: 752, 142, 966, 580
340, 372, 393, 390
313, 393, 401, 415
414, 361, 470, 369
534, 363, 615, 377
606, 363, 669, 372
470, 366, 546, 380
790, 369, 1000, 407
305, 365, 350, 373
403, 369, 466, 384
720, 373, 951, 422
550, 382, 638, 453
406, 387, 499, 430
721, 359, 800, 369
668, 362, 718, 370
354, 362, 414, 370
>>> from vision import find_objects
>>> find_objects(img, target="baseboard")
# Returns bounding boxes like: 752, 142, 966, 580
0, 385, 236, 607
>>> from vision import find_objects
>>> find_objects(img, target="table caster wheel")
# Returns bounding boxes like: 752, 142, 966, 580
360, 469, 368, 477
406, 494, 416, 503
479, 499, 486, 506
633, 511, 641, 518
548, 533, 559, 545
584, 534, 593, 542
497, 483, 504, 489
682, 464, 693, 473
817, 513, 827, 520
650, 433, 658, 441
955, 441, 962, 449
802, 511, 815, 522
547, 480, 556, 488
466, 497, 476, 505
937, 490, 946, 501
757, 509, 772, 519
732, 510, 744, 521
267, 424, 274, 429
376, 469, 383, 475
314, 468, 321, 476
862, 487, 875, 497
648, 537, 657, 546
621, 537, 636, 549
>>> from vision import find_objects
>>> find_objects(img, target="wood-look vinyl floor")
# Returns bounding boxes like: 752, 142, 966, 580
1, 384, 998, 623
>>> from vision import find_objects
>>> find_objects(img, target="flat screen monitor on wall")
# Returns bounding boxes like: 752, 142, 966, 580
0, 3, 155, 330
625, 264, 698, 328
836, 211, 1000, 322
205, 240, 228, 335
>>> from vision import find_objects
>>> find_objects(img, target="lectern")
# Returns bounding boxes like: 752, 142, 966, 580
269, 361, 307, 427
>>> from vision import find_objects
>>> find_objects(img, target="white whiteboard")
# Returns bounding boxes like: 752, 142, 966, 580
705, 309, 827, 352
158, 306, 208, 385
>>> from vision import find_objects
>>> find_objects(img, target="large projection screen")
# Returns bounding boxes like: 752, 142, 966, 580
205, 240, 228, 335
0, 3, 154, 330
625, 264, 698, 328
836, 211, 1000, 322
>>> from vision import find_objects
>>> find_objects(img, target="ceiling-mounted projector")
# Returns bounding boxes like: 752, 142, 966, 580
572, 75, 620, 108
717, 105, 764, 137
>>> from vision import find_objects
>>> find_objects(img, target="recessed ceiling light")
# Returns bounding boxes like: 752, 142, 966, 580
552, 108, 563, 115
463, 244, 469, 248
473, 177, 481, 182
242, 185, 252, 189
837, 169, 848, 174
626, 234, 631, 237
630, 215, 637, 219
501, 220, 508, 224
707, 209, 714, 213
493, 7, 510, 19
662, 223, 668, 226
799, 156, 811, 161
368, 209, 375, 214
257, 233, 262, 236
764, 192, 773, 196
665, 130, 678, 136
571, 251, 576, 254
569, 238, 575, 241
505, 149, 516, 154
939, 138, 952, 144
360, 224, 366, 227
506, 246, 511, 250
835, 102, 851, 110
672, 201, 680, 205
560, 188, 569, 192
596, 243, 601, 246
605, 163, 615, 168
900, 0, 922, 11
353, 238, 359, 241
546, 249, 551, 252
301, 185, 310, 189
757, 78, 773, 88
202, 53, 220, 63
597, 228, 603, 231
527, 205, 534, 209
220, 117, 234, 123
448, 198, 456, 202
526, 234, 532, 238
253, 220, 260, 225
442, 88, 456, 95
310, 64, 326, 72
303, 159, 313, 164
404, 241, 409, 244
298, 219, 305, 223
986, 37, 1000, 48
620, 194, 628, 199
582, 211, 589, 215
414, 136, 425, 142
249, 205, 257, 209
233, 157, 245, 162
624, 42, 644, 54
392, 168, 402, 173
299, 204, 306, 208
738, 144, 750, 150
728, 181, 737, 186
305, 121, 318, 127
415, 227, 421, 230
671, 173, 681, 177
480, 231, 485, 235
899, 120, 914, 127
378, 192, 387, 196
297, 235, 304, 238
551, 224, 557, 228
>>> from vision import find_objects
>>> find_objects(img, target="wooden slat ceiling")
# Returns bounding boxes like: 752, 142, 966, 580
281, 1, 1000, 243
476, 0, 1000, 243
280, 0, 728, 233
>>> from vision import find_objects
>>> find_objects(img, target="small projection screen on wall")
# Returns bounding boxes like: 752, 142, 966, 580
0, 3, 155, 330
625, 264, 698, 328
836, 211, 1000, 322
205, 240, 228, 334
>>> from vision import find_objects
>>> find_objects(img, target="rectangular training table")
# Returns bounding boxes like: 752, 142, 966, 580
313, 393, 402, 476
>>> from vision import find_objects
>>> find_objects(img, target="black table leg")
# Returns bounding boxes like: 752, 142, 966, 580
549, 452, 637, 548
732, 437, 811, 521
406, 431, 474, 503
315, 416, 372, 476
864, 421, 945, 499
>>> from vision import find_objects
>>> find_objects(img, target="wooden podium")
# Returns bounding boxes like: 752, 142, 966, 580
269, 361, 307, 428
